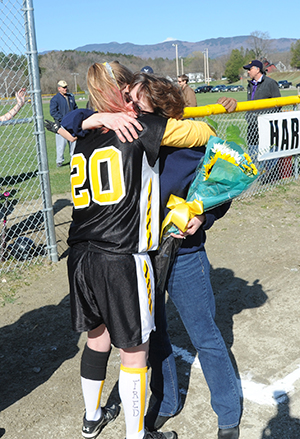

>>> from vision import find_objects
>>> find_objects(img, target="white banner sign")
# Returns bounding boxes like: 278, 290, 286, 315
257, 111, 300, 161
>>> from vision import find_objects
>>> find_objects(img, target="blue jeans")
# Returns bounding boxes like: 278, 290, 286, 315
149, 250, 241, 428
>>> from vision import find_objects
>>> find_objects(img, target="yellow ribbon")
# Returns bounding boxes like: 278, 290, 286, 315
161, 194, 204, 238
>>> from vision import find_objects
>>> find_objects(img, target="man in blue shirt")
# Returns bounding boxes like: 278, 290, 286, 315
50, 80, 78, 167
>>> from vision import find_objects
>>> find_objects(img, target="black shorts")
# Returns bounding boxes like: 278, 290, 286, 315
67, 243, 155, 349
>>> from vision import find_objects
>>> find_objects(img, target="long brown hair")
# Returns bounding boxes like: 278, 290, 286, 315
129, 73, 185, 120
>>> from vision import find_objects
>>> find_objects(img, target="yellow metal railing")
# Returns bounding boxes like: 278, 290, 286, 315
183, 95, 300, 118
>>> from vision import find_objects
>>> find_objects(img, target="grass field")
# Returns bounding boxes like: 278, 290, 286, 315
41, 96, 87, 195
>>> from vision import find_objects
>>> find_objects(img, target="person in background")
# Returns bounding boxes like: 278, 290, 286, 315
243, 59, 280, 103
0, 88, 26, 122
141, 66, 154, 74
50, 80, 78, 167
243, 59, 281, 162
177, 74, 197, 108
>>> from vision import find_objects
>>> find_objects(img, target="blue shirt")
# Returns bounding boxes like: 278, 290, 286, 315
50, 92, 78, 122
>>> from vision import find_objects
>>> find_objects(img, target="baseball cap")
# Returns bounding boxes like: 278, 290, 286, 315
57, 80, 68, 87
243, 60, 263, 72
140, 66, 154, 74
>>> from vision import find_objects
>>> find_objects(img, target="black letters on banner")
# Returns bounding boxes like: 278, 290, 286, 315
268, 118, 299, 151
291, 118, 299, 150
281, 119, 289, 151
269, 120, 279, 149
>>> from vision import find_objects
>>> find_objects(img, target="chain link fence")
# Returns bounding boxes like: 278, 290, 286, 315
0, 0, 57, 274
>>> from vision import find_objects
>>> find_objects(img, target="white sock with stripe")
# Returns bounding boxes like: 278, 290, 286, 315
81, 377, 104, 421
119, 364, 147, 439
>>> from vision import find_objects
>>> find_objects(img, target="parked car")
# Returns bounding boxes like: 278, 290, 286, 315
277, 80, 292, 89
228, 85, 245, 92
194, 85, 213, 93
211, 84, 228, 93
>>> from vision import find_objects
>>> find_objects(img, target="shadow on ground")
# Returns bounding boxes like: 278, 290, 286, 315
261, 393, 300, 439
0, 295, 80, 412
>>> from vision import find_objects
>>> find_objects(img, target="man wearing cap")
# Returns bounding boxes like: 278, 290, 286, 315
50, 80, 78, 167
243, 60, 280, 154
243, 60, 280, 102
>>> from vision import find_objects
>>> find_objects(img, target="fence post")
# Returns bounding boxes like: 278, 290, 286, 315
23, 0, 58, 262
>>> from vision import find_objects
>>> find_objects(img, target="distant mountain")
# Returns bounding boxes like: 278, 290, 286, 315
75, 36, 297, 59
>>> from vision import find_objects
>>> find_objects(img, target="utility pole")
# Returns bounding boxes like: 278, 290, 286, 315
172, 44, 179, 78
181, 57, 184, 75
206, 49, 210, 84
203, 49, 209, 84
71, 72, 79, 93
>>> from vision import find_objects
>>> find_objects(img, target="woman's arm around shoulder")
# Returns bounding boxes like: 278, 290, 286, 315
161, 118, 216, 148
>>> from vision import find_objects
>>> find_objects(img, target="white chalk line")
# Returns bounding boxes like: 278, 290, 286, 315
172, 344, 300, 406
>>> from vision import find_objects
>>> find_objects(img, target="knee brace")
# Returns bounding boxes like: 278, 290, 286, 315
80, 344, 111, 381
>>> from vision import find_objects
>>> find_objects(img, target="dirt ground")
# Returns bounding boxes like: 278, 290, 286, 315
1, 181, 300, 439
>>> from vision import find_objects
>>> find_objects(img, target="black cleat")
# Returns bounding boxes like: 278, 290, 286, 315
82, 404, 120, 438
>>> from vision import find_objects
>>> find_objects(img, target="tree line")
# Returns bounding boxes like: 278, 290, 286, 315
38, 49, 234, 94
37, 33, 300, 94
1, 32, 299, 97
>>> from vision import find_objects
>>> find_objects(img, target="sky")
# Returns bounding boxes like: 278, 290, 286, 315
33, 0, 299, 53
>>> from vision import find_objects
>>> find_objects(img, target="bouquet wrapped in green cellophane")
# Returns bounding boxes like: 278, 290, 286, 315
154, 136, 259, 294
161, 135, 259, 237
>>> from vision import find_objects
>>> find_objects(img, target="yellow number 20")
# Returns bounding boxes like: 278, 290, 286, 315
71, 146, 125, 209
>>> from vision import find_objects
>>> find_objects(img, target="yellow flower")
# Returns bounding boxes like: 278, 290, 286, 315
224, 154, 237, 165
251, 164, 258, 175
204, 154, 218, 180
204, 143, 258, 182
244, 153, 252, 164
